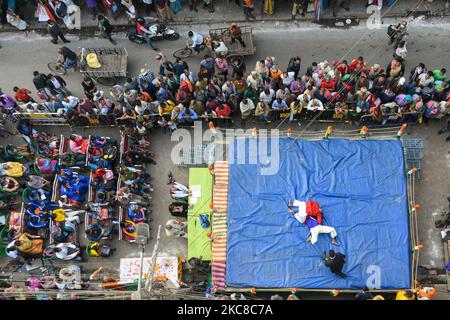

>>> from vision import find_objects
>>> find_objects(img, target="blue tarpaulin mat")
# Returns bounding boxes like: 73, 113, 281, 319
226, 138, 410, 289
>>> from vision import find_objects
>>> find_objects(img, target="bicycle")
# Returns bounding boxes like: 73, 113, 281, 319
47, 54, 79, 76
173, 37, 207, 59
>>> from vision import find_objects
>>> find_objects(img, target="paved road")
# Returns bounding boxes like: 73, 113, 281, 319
0, 20, 449, 288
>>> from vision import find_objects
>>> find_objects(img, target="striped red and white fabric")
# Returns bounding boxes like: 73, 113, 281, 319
212, 262, 227, 289
211, 161, 229, 289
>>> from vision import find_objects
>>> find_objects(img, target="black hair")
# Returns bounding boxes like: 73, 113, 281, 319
33, 71, 39, 76
188, 31, 193, 37
13, 86, 19, 92
329, 250, 336, 257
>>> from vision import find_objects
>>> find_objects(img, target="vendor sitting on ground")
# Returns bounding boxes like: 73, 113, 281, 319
165, 219, 187, 238
14, 233, 44, 255
69, 134, 89, 154
288, 199, 339, 246
0, 162, 27, 177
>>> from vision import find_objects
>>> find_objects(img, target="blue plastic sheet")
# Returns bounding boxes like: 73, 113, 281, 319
226, 138, 410, 289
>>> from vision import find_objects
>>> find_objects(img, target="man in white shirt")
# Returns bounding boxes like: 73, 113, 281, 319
247, 71, 261, 89
55, 242, 82, 261
180, 69, 195, 84
187, 31, 204, 55
213, 40, 228, 57
281, 71, 295, 88
307, 98, 324, 111
259, 88, 275, 108
62, 96, 79, 112
240, 98, 255, 121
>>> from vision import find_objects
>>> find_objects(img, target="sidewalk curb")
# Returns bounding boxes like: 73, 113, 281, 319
1, 11, 448, 37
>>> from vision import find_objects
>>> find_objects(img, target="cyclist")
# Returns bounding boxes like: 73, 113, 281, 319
187, 30, 204, 55
57, 47, 78, 71
136, 16, 159, 51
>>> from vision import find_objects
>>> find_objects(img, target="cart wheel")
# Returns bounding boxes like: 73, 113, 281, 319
96, 77, 117, 86
164, 32, 180, 41
173, 47, 193, 59
48, 62, 67, 76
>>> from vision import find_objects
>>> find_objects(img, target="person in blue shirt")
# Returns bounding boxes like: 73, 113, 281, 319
200, 55, 215, 80
177, 107, 198, 126
271, 98, 288, 111
173, 58, 189, 79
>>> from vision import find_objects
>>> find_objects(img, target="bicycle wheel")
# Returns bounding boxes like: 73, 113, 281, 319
96, 77, 117, 86
47, 62, 67, 75
173, 47, 193, 59
164, 32, 180, 41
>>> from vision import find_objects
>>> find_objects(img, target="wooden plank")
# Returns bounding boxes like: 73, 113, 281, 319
222, 32, 254, 56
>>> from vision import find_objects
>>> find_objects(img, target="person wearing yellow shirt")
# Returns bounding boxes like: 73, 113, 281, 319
0, 162, 26, 177
52, 208, 66, 222
290, 99, 303, 122
395, 290, 416, 300
15, 233, 44, 255
158, 100, 175, 116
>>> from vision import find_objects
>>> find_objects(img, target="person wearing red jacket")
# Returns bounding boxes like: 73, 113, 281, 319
335, 60, 349, 76
349, 56, 365, 74
13, 87, 34, 103
321, 77, 336, 92
215, 103, 231, 118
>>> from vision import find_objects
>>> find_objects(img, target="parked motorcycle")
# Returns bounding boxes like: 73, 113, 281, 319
128, 22, 180, 44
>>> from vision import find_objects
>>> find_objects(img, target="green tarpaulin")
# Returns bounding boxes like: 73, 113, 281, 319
188, 168, 212, 261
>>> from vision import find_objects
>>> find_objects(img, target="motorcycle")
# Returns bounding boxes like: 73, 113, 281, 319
128, 22, 180, 44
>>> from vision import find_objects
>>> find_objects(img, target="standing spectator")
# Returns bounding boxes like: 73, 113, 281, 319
229, 23, 246, 47
394, 40, 407, 62
47, 73, 70, 97
13, 87, 34, 103
200, 55, 215, 80
121, 0, 136, 21
287, 56, 302, 79
53, 0, 68, 21
189, 0, 198, 12
32, 71, 51, 97
155, 52, 173, 76
242, 0, 255, 20
169, 0, 182, 14
97, 14, 116, 45
433, 68, 447, 81
201, 0, 214, 13
291, 0, 308, 19
86, 0, 100, 20
332, 0, 349, 17
142, 0, 155, 14
154, 0, 172, 22
215, 56, 228, 81
81, 76, 98, 99
239, 98, 255, 126
47, 20, 70, 44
